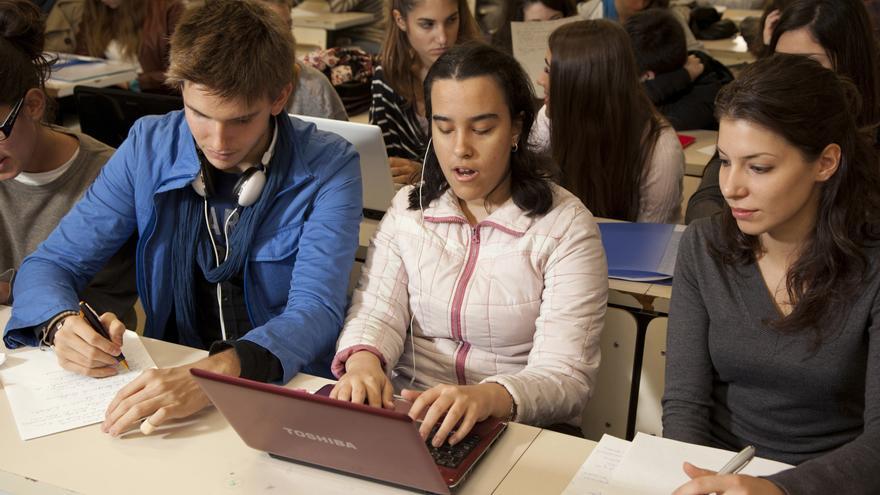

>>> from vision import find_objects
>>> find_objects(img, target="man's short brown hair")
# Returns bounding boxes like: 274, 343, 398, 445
166, 0, 294, 102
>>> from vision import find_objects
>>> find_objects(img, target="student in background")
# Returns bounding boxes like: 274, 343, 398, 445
370, 0, 481, 185
491, 0, 577, 54
0, 0, 136, 320
664, 54, 880, 495
331, 42, 607, 444
327, 0, 387, 53
259, 0, 348, 121
537, 20, 683, 223
577, 0, 703, 51
41, 0, 83, 53
4, 0, 362, 436
625, 9, 732, 131
76, 0, 183, 93
686, 0, 880, 223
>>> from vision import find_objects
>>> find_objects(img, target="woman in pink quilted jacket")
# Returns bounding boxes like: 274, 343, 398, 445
330, 41, 608, 446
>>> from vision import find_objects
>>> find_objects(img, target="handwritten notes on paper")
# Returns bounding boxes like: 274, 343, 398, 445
511, 17, 579, 90
562, 434, 631, 495
562, 433, 793, 495
0, 330, 156, 440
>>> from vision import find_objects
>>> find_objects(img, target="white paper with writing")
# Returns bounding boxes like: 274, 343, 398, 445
610, 433, 793, 494
562, 434, 632, 495
511, 17, 579, 89
0, 330, 156, 440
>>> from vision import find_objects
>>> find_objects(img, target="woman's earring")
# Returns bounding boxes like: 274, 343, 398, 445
511, 142, 519, 153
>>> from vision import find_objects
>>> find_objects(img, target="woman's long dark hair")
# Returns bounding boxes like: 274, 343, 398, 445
548, 20, 665, 221
769, 0, 880, 129
713, 54, 880, 340
408, 41, 554, 216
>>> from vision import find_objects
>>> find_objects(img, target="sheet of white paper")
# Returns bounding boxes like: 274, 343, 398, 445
0, 305, 10, 367
562, 434, 632, 495
511, 17, 579, 88
698, 144, 717, 156
0, 304, 9, 328
610, 433, 793, 494
0, 330, 156, 440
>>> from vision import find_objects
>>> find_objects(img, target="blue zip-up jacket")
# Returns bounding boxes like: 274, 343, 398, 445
3, 111, 362, 383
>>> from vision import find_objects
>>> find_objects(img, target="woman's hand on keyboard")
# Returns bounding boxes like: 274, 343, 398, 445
330, 350, 395, 409
403, 383, 512, 447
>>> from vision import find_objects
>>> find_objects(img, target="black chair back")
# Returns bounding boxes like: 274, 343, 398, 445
73, 86, 183, 148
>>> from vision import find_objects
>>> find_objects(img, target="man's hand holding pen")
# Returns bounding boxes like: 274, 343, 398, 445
52, 311, 126, 378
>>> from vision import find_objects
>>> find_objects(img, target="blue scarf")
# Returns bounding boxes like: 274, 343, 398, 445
170, 115, 293, 343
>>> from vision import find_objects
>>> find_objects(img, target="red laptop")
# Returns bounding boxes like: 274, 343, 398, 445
191, 369, 507, 494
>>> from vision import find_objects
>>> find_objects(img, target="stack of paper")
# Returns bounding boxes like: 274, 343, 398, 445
563, 433, 793, 495
0, 330, 156, 440
49, 54, 134, 83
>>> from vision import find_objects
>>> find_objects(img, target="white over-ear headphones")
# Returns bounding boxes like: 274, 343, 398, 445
191, 120, 279, 207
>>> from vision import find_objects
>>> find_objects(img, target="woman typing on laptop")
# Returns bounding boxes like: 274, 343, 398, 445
330, 42, 607, 447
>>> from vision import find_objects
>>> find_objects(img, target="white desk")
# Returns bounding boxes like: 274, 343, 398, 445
681, 130, 718, 178
703, 35, 756, 67
722, 8, 762, 26
44, 54, 138, 99
291, 8, 374, 49
0, 337, 543, 495
495, 430, 597, 494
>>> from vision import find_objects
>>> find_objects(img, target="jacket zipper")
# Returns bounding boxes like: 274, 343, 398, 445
450, 226, 481, 385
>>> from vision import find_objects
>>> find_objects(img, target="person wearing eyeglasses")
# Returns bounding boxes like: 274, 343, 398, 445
0, 0, 137, 326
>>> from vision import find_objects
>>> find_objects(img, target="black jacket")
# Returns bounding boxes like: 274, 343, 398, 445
644, 50, 734, 131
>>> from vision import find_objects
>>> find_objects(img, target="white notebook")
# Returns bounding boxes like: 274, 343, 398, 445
564, 433, 793, 495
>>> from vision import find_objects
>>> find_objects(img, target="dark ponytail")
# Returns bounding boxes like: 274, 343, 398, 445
0, 0, 51, 106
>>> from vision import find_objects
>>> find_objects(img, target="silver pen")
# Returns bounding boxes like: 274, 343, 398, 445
718, 445, 756, 475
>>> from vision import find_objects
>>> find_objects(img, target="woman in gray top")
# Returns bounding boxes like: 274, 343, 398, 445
665, 55, 880, 495
0, 0, 137, 324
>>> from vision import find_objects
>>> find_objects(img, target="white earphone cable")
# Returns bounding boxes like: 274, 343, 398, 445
405, 138, 433, 387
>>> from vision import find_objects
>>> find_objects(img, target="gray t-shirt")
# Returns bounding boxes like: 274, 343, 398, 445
663, 218, 880, 494
288, 61, 348, 121
0, 128, 138, 325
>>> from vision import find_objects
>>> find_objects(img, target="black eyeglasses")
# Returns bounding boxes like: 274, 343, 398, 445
0, 98, 24, 142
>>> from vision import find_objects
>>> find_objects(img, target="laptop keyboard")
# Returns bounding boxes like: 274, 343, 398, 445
425, 425, 481, 468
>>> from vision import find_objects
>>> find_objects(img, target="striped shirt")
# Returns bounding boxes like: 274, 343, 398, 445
369, 66, 428, 163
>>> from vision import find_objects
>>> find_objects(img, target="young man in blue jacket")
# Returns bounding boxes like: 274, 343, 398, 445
3, 0, 362, 435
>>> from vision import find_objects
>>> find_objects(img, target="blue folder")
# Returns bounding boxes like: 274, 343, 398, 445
598, 223, 686, 282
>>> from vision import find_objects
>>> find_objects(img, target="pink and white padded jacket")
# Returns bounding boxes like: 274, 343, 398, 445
332, 184, 608, 426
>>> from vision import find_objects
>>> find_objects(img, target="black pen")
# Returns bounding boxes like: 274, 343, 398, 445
79, 301, 129, 370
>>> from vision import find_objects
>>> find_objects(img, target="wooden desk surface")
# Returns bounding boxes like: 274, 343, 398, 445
494, 430, 596, 495
722, 8, 762, 25
703, 35, 756, 67
681, 130, 718, 177
0, 336, 541, 495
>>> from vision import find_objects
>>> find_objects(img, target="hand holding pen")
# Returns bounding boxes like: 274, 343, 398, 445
79, 301, 128, 370
672, 445, 786, 495
50, 303, 128, 377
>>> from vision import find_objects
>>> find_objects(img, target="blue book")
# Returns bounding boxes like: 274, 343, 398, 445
598, 223, 686, 282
